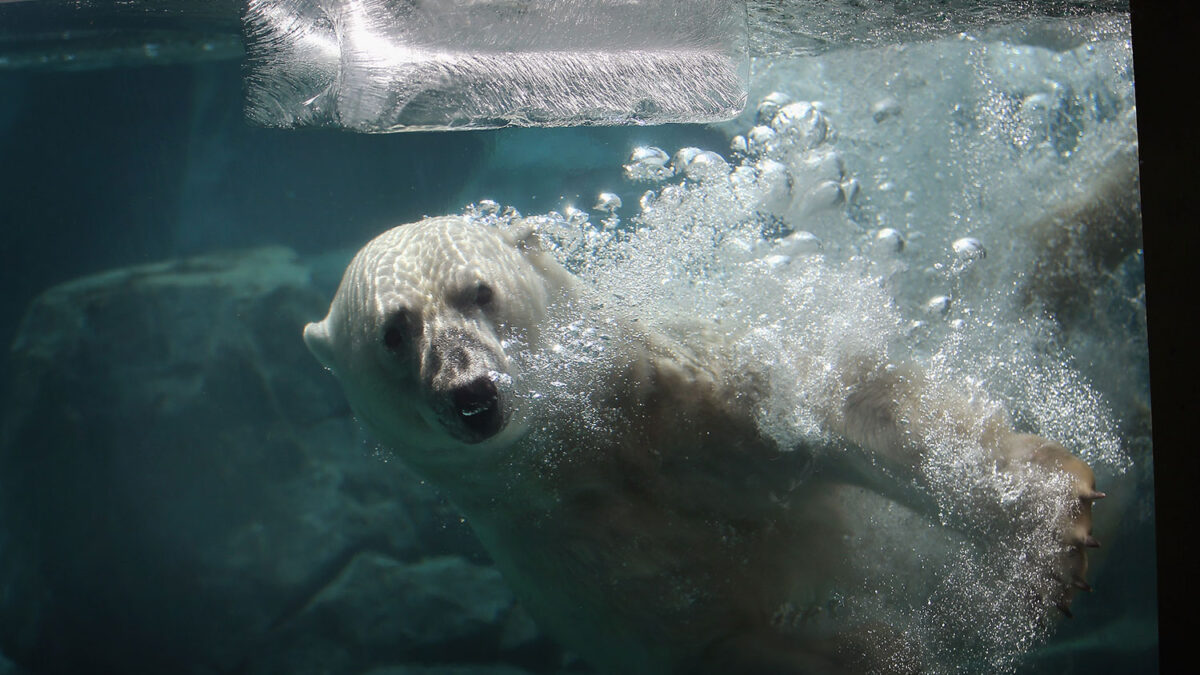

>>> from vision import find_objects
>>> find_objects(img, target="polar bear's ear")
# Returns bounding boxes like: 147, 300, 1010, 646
504, 218, 545, 253
304, 319, 339, 372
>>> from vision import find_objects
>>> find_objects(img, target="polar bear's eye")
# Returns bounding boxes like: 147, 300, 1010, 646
474, 283, 494, 307
382, 309, 414, 352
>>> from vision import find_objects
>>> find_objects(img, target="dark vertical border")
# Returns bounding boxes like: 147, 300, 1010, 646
1129, 0, 1196, 670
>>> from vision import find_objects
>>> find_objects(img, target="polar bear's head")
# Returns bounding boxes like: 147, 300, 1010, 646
304, 216, 576, 466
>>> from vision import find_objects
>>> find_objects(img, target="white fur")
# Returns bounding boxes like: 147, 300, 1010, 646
306, 216, 1098, 674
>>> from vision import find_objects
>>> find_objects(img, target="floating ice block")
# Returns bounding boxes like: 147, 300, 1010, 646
243, 0, 748, 132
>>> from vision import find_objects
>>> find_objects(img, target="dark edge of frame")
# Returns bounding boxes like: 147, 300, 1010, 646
1130, 0, 1197, 672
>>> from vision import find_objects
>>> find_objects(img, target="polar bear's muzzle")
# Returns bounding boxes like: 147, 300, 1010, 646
424, 327, 509, 442
450, 376, 504, 441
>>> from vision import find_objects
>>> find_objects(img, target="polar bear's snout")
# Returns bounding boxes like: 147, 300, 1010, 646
425, 327, 499, 384
451, 376, 503, 440
424, 326, 509, 442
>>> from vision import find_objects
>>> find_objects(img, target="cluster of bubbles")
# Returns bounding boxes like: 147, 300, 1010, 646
457, 59, 1131, 669
973, 39, 1134, 160
623, 92, 859, 229
460, 78, 1128, 467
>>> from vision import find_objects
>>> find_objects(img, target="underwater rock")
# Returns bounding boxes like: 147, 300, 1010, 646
363, 667, 542, 675
240, 555, 552, 675
0, 653, 27, 675
0, 248, 552, 675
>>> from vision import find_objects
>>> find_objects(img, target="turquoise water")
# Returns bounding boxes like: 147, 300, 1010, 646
0, 2, 1155, 674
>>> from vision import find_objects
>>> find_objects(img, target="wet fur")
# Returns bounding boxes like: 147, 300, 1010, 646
306, 217, 1101, 674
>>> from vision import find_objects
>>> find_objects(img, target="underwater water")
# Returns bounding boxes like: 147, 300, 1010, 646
0, 2, 1156, 675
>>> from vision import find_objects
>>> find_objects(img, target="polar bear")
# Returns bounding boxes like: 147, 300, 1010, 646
304, 216, 1102, 674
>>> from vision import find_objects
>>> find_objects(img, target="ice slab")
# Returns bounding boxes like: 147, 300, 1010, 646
243, 0, 749, 132
1, 2, 1129, 74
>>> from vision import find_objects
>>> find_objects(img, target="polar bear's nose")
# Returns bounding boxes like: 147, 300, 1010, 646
451, 376, 503, 440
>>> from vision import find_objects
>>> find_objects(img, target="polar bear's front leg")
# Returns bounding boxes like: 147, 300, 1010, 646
828, 358, 1104, 617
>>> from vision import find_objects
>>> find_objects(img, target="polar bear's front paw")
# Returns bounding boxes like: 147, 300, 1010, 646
999, 433, 1105, 618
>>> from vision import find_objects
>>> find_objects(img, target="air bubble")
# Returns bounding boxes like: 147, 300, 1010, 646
1022, 92, 1053, 113
593, 192, 622, 213
804, 180, 845, 211
672, 147, 702, 171
756, 158, 790, 184
563, 206, 589, 227
683, 151, 731, 182
757, 91, 792, 124
771, 102, 814, 131
730, 135, 749, 157
777, 231, 822, 256
730, 165, 756, 188
924, 295, 952, 316
465, 199, 503, 222
806, 150, 845, 181
873, 228, 906, 255
630, 145, 668, 164
951, 237, 986, 262
842, 178, 860, 202
871, 97, 901, 123
624, 146, 673, 182
658, 184, 685, 206
749, 159, 793, 216
772, 102, 828, 149
747, 125, 778, 155
761, 254, 793, 269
